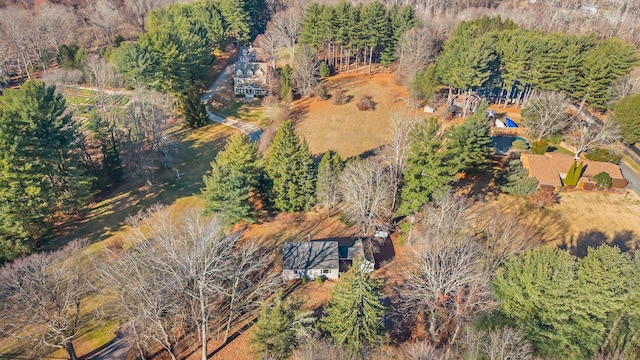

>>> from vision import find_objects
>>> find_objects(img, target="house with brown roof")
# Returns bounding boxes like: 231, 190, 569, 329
520, 153, 628, 191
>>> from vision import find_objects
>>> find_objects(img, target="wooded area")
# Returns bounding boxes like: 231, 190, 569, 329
2, 0, 640, 358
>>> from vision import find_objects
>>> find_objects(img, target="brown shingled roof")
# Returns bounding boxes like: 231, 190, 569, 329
520, 153, 625, 187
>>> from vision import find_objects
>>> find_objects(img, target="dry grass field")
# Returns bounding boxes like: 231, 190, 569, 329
553, 190, 640, 255
295, 73, 423, 158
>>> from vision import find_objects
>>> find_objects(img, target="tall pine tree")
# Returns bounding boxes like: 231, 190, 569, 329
320, 257, 386, 354
265, 120, 315, 212
180, 87, 209, 128
446, 100, 493, 173
316, 151, 343, 214
202, 134, 262, 225
398, 118, 457, 216
0, 81, 94, 261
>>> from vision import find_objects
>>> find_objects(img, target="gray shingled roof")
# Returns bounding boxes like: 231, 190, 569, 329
282, 241, 339, 270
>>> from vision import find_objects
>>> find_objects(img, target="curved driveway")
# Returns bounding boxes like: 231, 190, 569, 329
200, 65, 263, 142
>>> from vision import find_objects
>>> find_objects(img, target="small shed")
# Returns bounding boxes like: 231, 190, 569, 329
282, 241, 339, 281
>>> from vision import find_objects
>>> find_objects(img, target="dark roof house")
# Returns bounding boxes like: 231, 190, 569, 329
282, 241, 339, 281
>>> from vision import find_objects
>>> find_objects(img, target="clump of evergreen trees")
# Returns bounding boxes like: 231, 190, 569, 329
299, 1, 417, 73
435, 16, 638, 111
0, 81, 94, 262
109, 0, 260, 93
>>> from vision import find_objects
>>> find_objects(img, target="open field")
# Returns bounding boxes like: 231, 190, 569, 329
295, 73, 423, 158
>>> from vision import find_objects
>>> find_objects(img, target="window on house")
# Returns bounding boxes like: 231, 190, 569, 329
321, 269, 331, 274
236, 70, 243, 76
247, 70, 253, 76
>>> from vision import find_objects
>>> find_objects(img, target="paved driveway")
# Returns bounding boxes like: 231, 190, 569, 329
620, 161, 640, 197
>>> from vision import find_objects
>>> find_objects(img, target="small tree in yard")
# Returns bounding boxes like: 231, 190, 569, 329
320, 257, 386, 355
180, 87, 208, 128
594, 171, 612, 190
314, 83, 329, 100
529, 189, 558, 209
316, 151, 344, 215
252, 295, 316, 360
530, 139, 549, 155
319, 61, 330, 77
500, 160, 538, 197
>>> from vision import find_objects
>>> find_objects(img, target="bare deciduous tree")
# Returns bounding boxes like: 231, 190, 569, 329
292, 45, 319, 98
521, 91, 572, 140
382, 113, 416, 214
394, 194, 493, 347
269, 7, 302, 60
0, 240, 90, 360
339, 159, 393, 238
114, 206, 277, 360
291, 337, 354, 360
400, 341, 457, 360
120, 89, 179, 181
255, 28, 281, 71
397, 27, 435, 83
566, 117, 621, 158
474, 206, 542, 273
463, 327, 532, 360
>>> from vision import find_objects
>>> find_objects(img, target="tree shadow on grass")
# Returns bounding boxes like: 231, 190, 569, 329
566, 229, 639, 257
44, 124, 234, 252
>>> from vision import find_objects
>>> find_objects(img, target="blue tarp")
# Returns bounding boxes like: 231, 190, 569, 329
505, 118, 518, 128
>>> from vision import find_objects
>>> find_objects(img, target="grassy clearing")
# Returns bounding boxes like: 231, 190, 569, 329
63, 87, 131, 118
208, 97, 269, 127
294, 73, 423, 158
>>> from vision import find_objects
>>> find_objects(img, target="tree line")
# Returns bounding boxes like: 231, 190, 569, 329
433, 16, 638, 113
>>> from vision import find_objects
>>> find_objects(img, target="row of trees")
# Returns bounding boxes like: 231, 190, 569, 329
299, 1, 418, 74
434, 17, 638, 112
204, 103, 494, 239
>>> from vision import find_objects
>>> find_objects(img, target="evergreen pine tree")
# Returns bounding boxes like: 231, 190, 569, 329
202, 164, 254, 224
320, 257, 386, 354
316, 151, 343, 213
251, 295, 316, 360
446, 100, 493, 173
613, 93, 640, 145
0, 81, 94, 261
398, 118, 457, 216
202, 134, 262, 225
180, 87, 209, 128
265, 120, 315, 212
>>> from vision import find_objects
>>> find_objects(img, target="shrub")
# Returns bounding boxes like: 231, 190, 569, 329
357, 96, 375, 111
331, 89, 345, 105
594, 171, 612, 190
315, 276, 324, 284
314, 84, 329, 100
547, 134, 563, 145
319, 61, 331, 77
529, 189, 558, 209
530, 139, 549, 155
585, 148, 621, 164
563, 161, 584, 187
512, 139, 529, 150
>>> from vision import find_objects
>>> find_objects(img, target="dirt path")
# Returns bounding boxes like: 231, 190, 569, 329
201, 65, 263, 142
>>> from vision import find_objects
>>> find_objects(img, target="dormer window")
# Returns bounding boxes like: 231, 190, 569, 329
247, 70, 254, 76
236, 69, 243, 76
256, 69, 263, 76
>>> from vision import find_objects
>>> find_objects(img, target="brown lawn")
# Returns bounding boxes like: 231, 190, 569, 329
553, 190, 640, 255
295, 73, 424, 158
